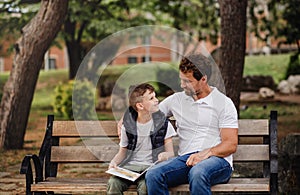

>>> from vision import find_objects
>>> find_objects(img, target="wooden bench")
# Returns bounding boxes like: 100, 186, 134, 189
20, 110, 278, 194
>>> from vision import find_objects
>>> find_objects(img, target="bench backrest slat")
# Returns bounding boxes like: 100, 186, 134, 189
51, 146, 118, 162
50, 145, 269, 163
52, 119, 268, 137
50, 119, 270, 163
53, 121, 118, 137
237, 120, 268, 136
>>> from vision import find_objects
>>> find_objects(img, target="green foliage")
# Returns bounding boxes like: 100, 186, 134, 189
285, 52, 300, 79
278, 0, 300, 48
0, 1, 39, 52
244, 53, 290, 83
249, 0, 300, 51
53, 80, 73, 119
156, 66, 180, 96
53, 80, 96, 120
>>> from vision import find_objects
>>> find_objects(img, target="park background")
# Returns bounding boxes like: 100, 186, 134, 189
0, 0, 300, 194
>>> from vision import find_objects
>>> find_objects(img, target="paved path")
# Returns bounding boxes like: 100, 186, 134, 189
0, 165, 25, 195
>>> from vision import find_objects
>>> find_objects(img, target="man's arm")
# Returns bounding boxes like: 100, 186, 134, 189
186, 128, 238, 166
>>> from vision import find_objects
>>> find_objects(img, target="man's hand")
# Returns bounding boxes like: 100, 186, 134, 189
158, 152, 172, 162
186, 148, 212, 167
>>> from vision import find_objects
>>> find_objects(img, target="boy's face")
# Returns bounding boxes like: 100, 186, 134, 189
138, 89, 159, 114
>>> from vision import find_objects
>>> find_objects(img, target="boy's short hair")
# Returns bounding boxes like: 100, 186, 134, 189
128, 83, 155, 111
179, 53, 212, 81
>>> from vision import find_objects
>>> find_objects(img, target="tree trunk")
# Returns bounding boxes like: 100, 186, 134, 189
0, 0, 68, 149
219, 0, 247, 115
64, 17, 83, 80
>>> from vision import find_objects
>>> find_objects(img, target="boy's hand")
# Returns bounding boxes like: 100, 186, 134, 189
108, 161, 117, 169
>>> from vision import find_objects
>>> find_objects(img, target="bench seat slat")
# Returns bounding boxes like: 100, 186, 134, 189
51, 145, 269, 163
31, 178, 269, 192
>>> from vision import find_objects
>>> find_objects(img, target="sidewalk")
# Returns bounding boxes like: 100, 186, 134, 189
0, 164, 25, 195
240, 92, 300, 104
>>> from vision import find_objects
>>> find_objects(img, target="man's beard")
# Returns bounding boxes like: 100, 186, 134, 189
184, 89, 194, 96
184, 88, 200, 96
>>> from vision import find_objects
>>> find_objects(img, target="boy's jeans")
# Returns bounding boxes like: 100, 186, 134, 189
145, 152, 232, 195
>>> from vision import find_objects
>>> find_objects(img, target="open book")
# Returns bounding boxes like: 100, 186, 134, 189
106, 161, 158, 182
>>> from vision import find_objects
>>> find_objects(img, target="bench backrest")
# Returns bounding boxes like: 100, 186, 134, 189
41, 111, 277, 179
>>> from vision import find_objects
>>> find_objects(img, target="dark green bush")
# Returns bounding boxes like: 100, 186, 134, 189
156, 68, 180, 96
285, 52, 300, 79
53, 80, 96, 120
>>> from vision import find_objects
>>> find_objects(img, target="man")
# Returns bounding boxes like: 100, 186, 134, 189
145, 53, 238, 195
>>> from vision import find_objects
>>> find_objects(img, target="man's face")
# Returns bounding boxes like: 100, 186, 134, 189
139, 90, 159, 113
179, 71, 202, 96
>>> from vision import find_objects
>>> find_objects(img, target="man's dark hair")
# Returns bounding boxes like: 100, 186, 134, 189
179, 53, 212, 81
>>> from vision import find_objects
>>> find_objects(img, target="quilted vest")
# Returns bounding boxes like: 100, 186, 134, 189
119, 107, 168, 167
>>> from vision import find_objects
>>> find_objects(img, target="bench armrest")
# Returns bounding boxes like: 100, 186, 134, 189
20, 154, 43, 194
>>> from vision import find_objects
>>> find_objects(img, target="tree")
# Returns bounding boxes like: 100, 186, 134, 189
0, 0, 68, 149
218, 0, 248, 115
63, 0, 165, 79
249, 0, 300, 53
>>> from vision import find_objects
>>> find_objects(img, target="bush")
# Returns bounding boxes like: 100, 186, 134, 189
285, 52, 300, 79
156, 68, 181, 96
53, 80, 96, 120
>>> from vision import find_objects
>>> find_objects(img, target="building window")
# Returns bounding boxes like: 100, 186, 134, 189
128, 56, 137, 64
142, 56, 151, 62
48, 58, 57, 69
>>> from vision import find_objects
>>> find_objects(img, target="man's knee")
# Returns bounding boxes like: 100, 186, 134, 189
188, 166, 209, 184
145, 167, 163, 183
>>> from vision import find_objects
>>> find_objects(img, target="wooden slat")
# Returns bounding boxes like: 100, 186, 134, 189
171, 178, 269, 192
234, 145, 269, 161
51, 146, 118, 162
31, 177, 269, 192
238, 119, 269, 136
52, 121, 118, 137
52, 119, 269, 137
51, 144, 269, 162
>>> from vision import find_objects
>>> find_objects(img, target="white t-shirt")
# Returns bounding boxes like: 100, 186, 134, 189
120, 119, 177, 166
159, 87, 238, 167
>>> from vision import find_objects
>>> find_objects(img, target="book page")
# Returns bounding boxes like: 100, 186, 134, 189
106, 166, 141, 182
106, 161, 159, 182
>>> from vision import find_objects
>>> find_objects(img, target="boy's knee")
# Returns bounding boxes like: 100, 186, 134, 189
137, 180, 147, 195
107, 177, 125, 195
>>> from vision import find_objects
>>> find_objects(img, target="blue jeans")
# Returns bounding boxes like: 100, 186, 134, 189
145, 152, 232, 195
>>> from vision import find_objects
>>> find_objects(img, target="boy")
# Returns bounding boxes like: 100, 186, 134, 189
107, 83, 177, 195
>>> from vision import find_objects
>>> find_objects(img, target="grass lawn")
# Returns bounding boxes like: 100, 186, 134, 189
243, 53, 290, 84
